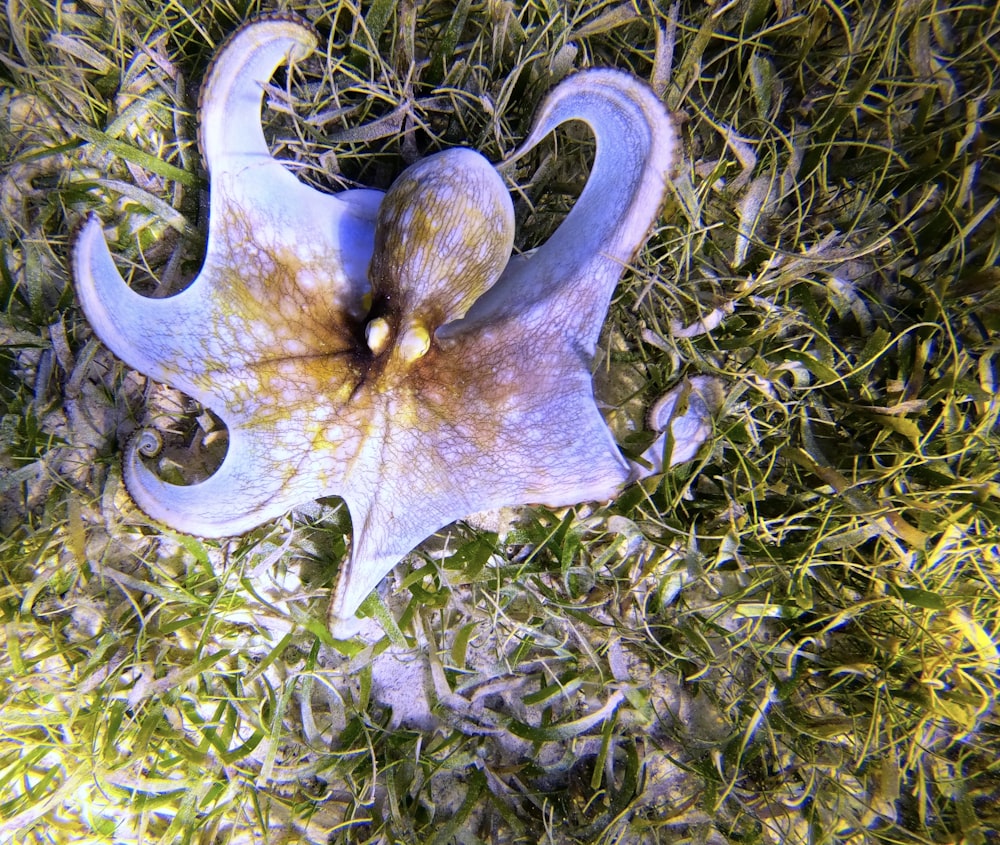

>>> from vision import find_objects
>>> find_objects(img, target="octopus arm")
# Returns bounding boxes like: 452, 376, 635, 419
123, 426, 322, 537
72, 215, 219, 397
458, 69, 677, 355
198, 13, 318, 176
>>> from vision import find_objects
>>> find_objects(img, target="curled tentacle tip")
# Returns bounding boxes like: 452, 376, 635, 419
647, 376, 725, 434
134, 429, 164, 458
633, 377, 725, 479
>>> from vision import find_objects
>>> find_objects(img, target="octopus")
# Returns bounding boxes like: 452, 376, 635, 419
71, 13, 719, 635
